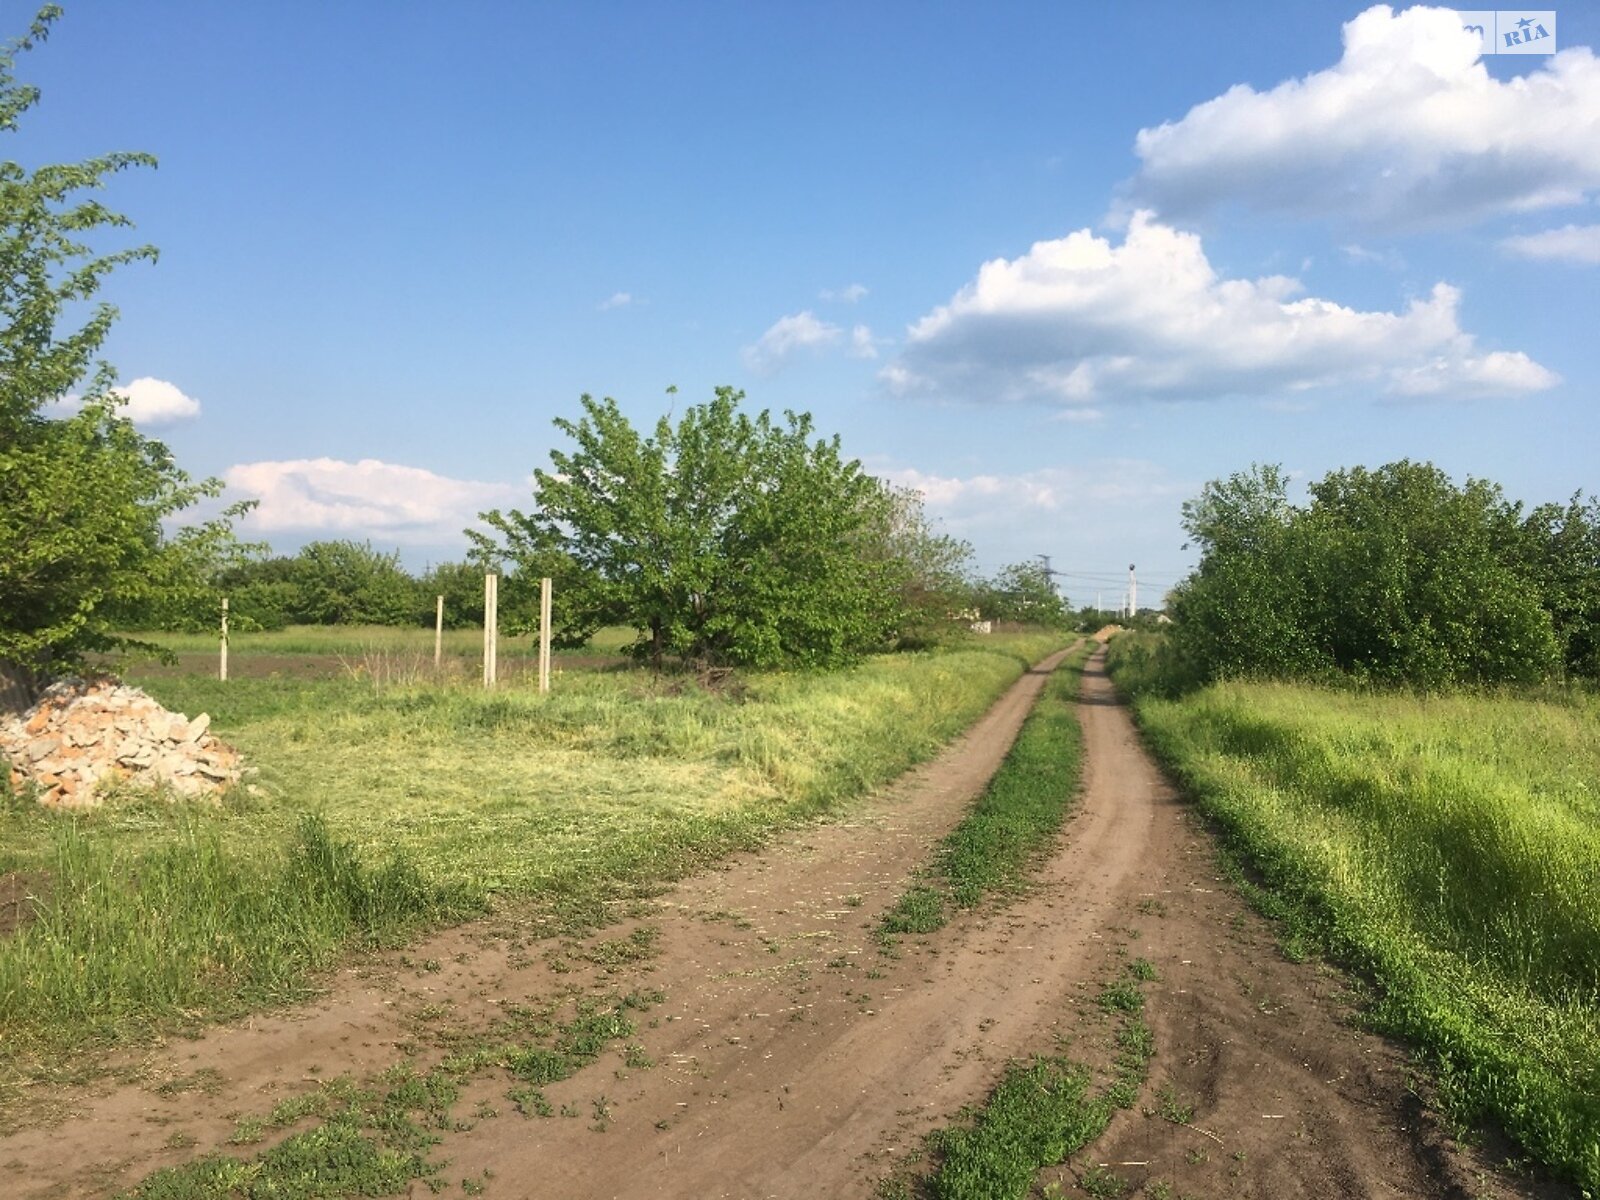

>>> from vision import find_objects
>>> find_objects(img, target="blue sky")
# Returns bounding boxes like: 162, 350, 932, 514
13, 2, 1600, 607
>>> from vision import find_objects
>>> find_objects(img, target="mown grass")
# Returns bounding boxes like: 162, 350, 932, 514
118, 623, 638, 659
880, 641, 1090, 945
1108, 635, 1600, 1193
0, 630, 1067, 1088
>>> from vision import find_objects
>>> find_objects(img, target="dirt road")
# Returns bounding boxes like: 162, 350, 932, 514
3, 648, 1561, 1199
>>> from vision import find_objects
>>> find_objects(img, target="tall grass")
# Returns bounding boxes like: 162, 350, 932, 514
0, 813, 473, 1053
0, 631, 1067, 1079
1110, 641, 1600, 1192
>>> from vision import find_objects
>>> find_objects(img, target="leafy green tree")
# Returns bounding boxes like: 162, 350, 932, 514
1171, 464, 1321, 679
1518, 494, 1600, 678
477, 388, 901, 669
862, 486, 976, 647
1169, 460, 1561, 686
212, 555, 300, 632
288, 541, 417, 627
1299, 461, 1555, 684
0, 8, 244, 675
979, 560, 1067, 625
416, 559, 491, 630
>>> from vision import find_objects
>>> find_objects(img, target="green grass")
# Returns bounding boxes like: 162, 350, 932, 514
921, 960, 1156, 1200
117, 623, 638, 659
1109, 638, 1600, 1193
123, 988, 660, 1198
0, 813, 475, 1056
0, 630, 1067, 1089
879, 642, 1090, 946
124, 1062, 457, 1200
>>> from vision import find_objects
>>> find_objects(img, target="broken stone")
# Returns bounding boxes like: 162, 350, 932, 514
1, 676, 244, 807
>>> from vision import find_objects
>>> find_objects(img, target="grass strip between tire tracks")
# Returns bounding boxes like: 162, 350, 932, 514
879, 640, 1092, 948
879, 959, 1158, 1200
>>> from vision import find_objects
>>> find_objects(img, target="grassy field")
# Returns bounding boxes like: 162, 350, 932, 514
1108, 635, 1600, 1193
0, 629, 1067, 1091
118, 622, 637, 661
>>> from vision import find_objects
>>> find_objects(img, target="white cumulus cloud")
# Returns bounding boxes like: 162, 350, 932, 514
849, 324, 881, 360
742, 310, 843, 373
878, 459, 1196, 589
599, 291, 634, 310
885, 461, 1188, 519
883, 212, 1558, 407
1501, 223, 1600, 264
48, 376, 202, 427
1128, 5, 1600, 229
820, 283, 869, 303
225, 458, 523, 545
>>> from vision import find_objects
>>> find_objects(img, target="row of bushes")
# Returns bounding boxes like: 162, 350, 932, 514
1166, 461, 1600, 688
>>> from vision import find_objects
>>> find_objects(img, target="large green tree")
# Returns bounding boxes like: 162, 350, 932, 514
285, 540, 417, 627
1170, 464, 1322, 679
1517, 493, 1600, 679
0, 7, 243, 675
1169, 460, 1563, 686
862, 485, 975, 647
476, 388, 902, 669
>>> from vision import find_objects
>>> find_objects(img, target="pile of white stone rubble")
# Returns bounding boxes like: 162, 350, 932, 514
0, 676, 242, 808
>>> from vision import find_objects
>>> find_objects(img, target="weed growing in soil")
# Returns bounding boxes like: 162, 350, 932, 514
124, 1064, 453, 1200
121, 988, 662, 1196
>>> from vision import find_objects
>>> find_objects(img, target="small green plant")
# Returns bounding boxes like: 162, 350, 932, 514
1129, 958, 1158, 982
1097, 980, 1143, 1014
508, 1086, 552, 1118
880, 885, 946, 938
1081, 1165, 1126, 1197
1153, 1084, 1195, 1125
928, 1057, 1104, 1199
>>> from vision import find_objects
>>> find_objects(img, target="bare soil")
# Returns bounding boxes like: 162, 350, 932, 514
0, 648, 1566, 1199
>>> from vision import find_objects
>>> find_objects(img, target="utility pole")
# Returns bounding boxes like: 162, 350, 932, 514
1128, 564, 1137, 618
1037, 554, 1066, 609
